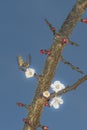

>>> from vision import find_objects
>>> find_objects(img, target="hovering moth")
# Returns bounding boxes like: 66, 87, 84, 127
17, 55, 30, 71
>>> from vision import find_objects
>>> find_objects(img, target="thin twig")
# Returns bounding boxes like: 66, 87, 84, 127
45, 19, 56, 35
61, 57, 84, 74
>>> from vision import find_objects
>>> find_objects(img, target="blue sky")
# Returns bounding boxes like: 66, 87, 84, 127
0, 0, 87, 130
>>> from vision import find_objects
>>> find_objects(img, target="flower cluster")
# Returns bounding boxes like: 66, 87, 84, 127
50, 80, 65, 109
42, 81, 65, 109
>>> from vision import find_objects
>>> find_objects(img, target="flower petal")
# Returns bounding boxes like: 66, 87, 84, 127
50, 96, 64, 109
25, 68, 35, 78
53, 102, 60, 109
51, 80, 65, 93
43, 91, 50, 98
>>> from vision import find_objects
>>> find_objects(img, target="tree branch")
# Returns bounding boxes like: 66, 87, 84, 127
50, 75, 87, 99
59, 0, 87, 37
61, 57, 84, 74
23, 1, 87, 130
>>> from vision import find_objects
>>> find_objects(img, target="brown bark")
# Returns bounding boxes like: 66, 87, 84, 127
23, 1, 87, 130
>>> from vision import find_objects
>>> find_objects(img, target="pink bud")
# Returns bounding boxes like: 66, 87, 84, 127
81, 19, 87, 24
44, 102, 49, 107
47, 50, 51, 55
40, 49, 45, 54
61, 38, 67, 44
23, 118, 27, 123
40, 49, 51, 55
51, 27, 55, 31
45, 50, 51, 55
43, 126, 48, 130
16, 102, 24, 107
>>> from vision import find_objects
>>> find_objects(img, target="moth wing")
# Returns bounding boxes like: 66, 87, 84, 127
26, 55, 31, 66
17, 55, 24, 67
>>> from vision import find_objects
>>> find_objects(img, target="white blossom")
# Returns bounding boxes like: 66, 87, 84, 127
43, 91, 50, 98
51, 81, 65, 93
25, 68, 35, 78
50, 96, 64, 109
